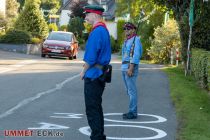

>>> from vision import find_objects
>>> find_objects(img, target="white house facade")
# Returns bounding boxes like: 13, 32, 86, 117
0, 0, 6, 17
59, 10, 72, 26
59, 0, 117, 39
105, 21, 117, 40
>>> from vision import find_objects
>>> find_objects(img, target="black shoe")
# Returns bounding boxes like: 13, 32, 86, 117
122, 112, 129, 118
123, 112, 137, 119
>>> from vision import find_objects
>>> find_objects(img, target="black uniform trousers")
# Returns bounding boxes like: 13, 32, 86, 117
84, 78, 106, 140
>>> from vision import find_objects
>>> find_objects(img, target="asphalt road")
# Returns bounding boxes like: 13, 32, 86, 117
0, 50, 177, 140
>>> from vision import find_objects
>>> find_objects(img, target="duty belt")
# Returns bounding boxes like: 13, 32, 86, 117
94, 64, 104, 70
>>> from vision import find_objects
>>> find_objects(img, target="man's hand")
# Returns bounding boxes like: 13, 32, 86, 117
80, 71, 85, 80
80, 62, 90, 80
127, 63, 134, 77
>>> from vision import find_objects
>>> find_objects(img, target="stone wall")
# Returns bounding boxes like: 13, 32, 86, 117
0, 44, 42, 55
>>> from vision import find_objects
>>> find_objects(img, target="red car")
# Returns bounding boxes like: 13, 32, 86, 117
41, 31, 79, 60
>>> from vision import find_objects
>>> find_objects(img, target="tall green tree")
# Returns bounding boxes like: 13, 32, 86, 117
116, 0, 165, 57
15, 0, 48, 38
0, 12, 7, 28
17, 0, 25, 10
6, 0, 19, 18
40, 0, 61, 13
18, 0, 62, 13
69, 0, 88, 18
153, 0, 210, 62
67, 17, 84, 38
6, 0, 19, 29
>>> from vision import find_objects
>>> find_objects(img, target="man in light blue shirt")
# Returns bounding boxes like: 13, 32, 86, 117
121, 22, 143, 119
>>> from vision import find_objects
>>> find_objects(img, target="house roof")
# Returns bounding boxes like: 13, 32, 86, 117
58, 0, 73, 13
58, 0, 116, 20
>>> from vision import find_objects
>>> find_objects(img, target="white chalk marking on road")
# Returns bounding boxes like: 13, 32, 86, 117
112, 67, 164, 71
0, 67, 12, 73
28, 122, 69, 130
79, 124, 167, 140
0, 74, 80, 119
104, 113, 167, 124
139, 67, 164, 70
50, 113, 83, 119
0, 60, 38, 74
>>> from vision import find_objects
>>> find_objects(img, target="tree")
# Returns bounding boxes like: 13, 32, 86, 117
15, 0, 48, 38
17, 0, 25, 10
5, 0, 19, 29
0, 12, 7, 28
69, 0, 88, 18
40, 0, 61, 14
153, 0, 210, 62
148, 19, 181, 64
67, 17, 84, 38
6, 0, 19, 18
116, 0, 165, 56
115, 0, 130, 17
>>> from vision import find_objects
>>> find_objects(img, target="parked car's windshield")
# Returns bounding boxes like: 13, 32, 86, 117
47, 32, 72, 42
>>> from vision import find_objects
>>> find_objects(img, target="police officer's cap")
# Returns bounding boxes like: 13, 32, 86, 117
83, 5, 105, 15
123, 22, 137, 30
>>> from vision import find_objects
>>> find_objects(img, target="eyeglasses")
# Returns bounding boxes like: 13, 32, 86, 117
123, 28, 132, 30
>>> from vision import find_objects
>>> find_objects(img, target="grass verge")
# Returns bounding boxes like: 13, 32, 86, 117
163, 66, 210, 140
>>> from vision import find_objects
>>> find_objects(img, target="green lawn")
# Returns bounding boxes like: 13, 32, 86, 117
163, 66, 210, 140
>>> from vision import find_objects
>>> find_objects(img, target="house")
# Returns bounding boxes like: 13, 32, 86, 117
58, 0, 117, 39
0, 0, 6, 17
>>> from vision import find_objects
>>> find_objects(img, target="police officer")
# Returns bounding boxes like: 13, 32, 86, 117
121, 22, 143, 119
80, 5, 111, 140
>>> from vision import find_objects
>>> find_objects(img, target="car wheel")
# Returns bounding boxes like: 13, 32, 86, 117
68, 56, 73, 60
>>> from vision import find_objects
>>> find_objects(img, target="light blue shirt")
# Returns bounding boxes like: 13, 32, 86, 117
121, 36, 143, 71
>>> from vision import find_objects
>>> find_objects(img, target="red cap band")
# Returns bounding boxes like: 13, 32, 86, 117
85, 9, 103, 15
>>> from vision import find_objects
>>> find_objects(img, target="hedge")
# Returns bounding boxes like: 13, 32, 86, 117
191, 48, 210, 91
116, 20, 125, 52
0, 29, 31, 44
110, 35, 118, 53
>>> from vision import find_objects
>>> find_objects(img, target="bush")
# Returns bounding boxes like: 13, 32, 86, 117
148, 19, 181, 64
31, 37, 42, 44
110, 36, 119, 53
191, 48, 210, 90
48, 23, 58, 32
0, 29, 31, 44
59, 25, 68, 31
68, 17, 84, 38
116, 20, 125, 51
14, 0, 48, 39
0, 31, 5, 36
77, 37, 84, 45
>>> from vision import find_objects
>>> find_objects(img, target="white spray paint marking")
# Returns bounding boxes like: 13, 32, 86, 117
50, 113, 83, 119
0, 67, 12, 73
79, 124, 167, 140
112, 68, 164, 71
28, 122, 69, 130
0, 60, 37, 74
0, 74, 80, 119
104, 113, 167, 124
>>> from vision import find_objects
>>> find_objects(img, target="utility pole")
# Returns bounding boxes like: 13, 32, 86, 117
127, 0, 130, 21
185, 0, 194, 76
164, 11, 169, 25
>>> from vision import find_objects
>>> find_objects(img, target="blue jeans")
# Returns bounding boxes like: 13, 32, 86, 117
122, 65, 139, 115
